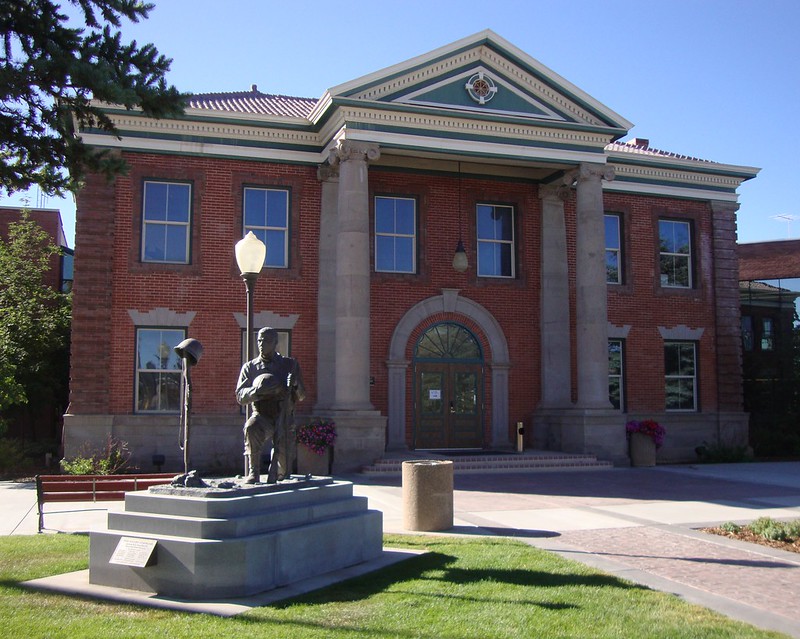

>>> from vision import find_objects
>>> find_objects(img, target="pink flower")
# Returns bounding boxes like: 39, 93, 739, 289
626, 419, 666, 448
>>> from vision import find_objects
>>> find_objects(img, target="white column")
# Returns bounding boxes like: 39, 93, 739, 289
332, 140, 380, 410
539, 184, 572, 407
315, 163, 339, 410
574, 163, 614, 408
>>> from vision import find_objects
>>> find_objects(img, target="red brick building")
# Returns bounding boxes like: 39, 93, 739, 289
64, 31, 759, 471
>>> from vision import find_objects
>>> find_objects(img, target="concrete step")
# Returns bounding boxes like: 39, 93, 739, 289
360, 451, 614, 475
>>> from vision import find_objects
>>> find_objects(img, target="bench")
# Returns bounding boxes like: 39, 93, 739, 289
35, 473, 175, 533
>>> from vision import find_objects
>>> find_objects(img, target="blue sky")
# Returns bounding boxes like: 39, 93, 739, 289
4, 0, 798, 248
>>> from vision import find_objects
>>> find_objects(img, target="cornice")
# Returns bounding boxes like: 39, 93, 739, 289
347, 45, 611, 129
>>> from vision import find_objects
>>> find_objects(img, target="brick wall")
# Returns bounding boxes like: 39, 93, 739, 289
69, 154, 739, 450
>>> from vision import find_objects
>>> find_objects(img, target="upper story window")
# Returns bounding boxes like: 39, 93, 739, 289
741, 316, 754, 351
761, 317, 775, 351
659, 219, 692, 288
142, 181, 191, 263
374, 196, 416, 273
605, 214, 621, 284
665, 341, 697, 411
135, 327, 185, 413
243, 187, 289, 268
477, 203, 515, 278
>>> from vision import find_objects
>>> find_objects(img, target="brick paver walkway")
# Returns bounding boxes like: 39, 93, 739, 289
560, 525, 800, 625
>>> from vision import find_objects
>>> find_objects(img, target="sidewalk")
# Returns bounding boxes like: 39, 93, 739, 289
4, 462, 800, 637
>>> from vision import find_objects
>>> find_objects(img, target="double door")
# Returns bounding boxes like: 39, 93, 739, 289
415, 362, 483, 449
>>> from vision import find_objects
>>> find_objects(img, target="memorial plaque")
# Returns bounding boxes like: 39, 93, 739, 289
109, 537, 157, 567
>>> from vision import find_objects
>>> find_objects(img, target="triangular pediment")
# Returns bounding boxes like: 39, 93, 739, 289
394, 65, 567, 121
325, 30, 633, 133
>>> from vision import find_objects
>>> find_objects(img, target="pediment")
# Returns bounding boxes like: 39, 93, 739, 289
326, 30, 633, 133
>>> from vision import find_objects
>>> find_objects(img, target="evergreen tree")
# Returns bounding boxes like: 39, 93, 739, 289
0, 0, 185, 195
0, 210, 71, 423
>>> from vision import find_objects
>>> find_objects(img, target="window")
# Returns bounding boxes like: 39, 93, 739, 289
375, 196, 416, 273
761, 317, 774, 351
477, 203, 515, 278
241, 329, 291, 364
608, 339, 624, 410
136, 328, 185, 412
605, 214, 621, 284
741, 316, 754, 351
142, 181, 191, 263
659, 219, 692, 288
665, 341, 697, 411
243, 187, 289, 268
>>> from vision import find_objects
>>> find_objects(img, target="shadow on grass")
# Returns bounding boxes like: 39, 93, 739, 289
273, 550, 647, 609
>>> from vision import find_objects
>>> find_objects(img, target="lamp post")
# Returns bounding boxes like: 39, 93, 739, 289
235, 232, 267, 371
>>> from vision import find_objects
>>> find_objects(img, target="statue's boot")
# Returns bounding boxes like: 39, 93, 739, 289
244, 454, 260, 484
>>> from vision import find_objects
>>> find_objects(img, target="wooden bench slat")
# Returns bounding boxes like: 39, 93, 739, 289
36, 473, 175, 532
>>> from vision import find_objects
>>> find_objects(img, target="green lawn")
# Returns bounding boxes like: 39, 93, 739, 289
0, 534, 789, 639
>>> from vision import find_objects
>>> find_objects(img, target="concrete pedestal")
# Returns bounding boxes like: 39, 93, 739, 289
402, 460, 453, 531
89, 477, 382, 599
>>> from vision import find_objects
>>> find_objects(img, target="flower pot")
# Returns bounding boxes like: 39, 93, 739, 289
629, 432, 657, 467
297, 444, 332, 476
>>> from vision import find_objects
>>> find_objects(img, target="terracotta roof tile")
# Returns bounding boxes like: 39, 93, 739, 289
606, 139, 714, 164
738, 240, 800, 281
187, 88, 317, 118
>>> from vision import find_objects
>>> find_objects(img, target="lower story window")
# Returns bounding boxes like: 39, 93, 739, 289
665, 341, 697, 411
608, 339, 624, 410
136, 327, 185, 412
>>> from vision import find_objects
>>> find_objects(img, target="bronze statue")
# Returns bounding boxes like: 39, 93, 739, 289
236, 327, 305, 483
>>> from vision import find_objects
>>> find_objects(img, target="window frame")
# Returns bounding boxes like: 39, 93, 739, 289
374, 195, 417, 274
135, 327, 186, 414
242, 185, 290, 269
605, 213, 622, 285
140, 180, 192, 264
658, 218, 693, 289
664, 341, 698, 411
476, 202, 516, 279
608, 339, 624, 410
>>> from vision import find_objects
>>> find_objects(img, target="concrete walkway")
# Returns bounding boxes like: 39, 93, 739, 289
4, 462, 800, 637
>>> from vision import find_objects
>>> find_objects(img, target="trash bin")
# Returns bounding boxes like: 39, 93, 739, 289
402, 460, 454, 531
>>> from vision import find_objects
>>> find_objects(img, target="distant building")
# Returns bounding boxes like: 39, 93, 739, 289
64, 31, 759, 471
738, 240, 800, 456
0, 206, 73, 292
0, 206, 72, 445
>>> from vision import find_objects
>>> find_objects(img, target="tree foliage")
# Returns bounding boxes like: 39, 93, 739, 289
0, 210, 71, 418
0, 0, 185, 196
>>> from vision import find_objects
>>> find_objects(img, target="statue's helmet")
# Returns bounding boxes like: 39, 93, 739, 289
252, 373, 284, 396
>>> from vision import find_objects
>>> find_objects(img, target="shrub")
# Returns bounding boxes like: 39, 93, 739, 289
719, 521, 741, 534
60, 437, 132, 475
0, 437, 26, 475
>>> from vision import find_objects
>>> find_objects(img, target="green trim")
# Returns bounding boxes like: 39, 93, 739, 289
369, 164, 559, 185
610, 155, 758, 180
331, 97, 626, 138
84, 126, 322, 154
378, 60, 576, 123
347, 121, 606, 155
611, 174, 737, 195
117, 148, 319, 167
100, 105, 315, 132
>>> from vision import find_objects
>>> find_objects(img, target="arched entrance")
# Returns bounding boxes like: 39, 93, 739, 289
414, 322, 484, 449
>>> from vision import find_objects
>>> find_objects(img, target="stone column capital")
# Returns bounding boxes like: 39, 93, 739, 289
317, 163, 339, 182
578, 163, 615, 183
334, 140, 381, 164
539, 183, 570, 202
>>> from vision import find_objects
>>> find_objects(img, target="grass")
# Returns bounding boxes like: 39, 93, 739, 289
0, 534, 790, 639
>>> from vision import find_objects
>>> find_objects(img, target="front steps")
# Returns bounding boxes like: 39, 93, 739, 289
360, 450, 613, 476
